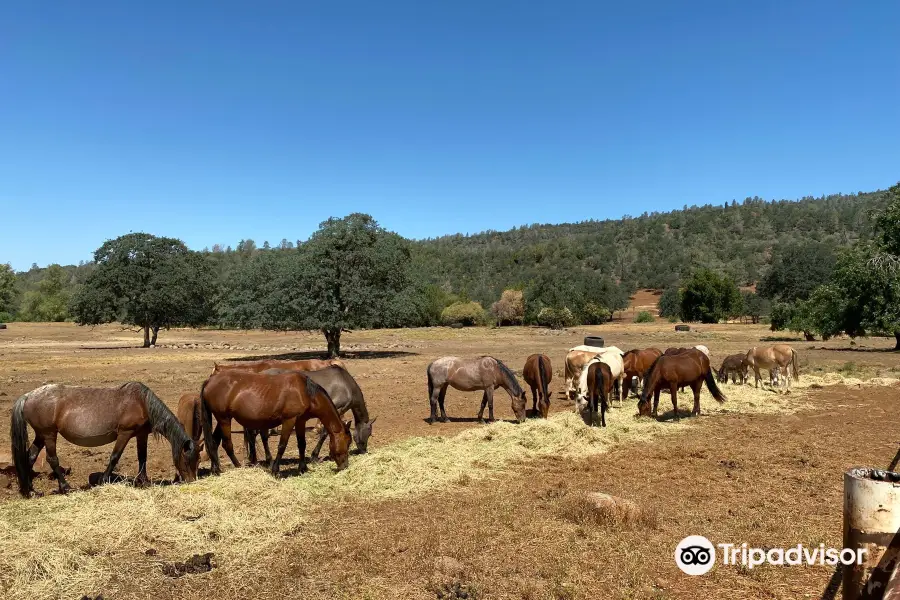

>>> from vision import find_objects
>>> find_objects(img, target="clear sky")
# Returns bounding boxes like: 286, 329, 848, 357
1, 1, 898, 271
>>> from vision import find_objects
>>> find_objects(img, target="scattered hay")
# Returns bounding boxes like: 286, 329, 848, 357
0, 372, 892, 599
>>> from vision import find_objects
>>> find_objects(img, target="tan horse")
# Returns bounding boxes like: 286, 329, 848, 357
11, 382, 198, 496
523, 354, 552, 418
426, 356, 527, 424
622, 348, 663, 397
745, 345, 800, 391
199, 370, 351, 476
564, 346, 624, 400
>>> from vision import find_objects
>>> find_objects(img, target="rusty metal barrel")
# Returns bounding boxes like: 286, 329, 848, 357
843, 467, 900, 599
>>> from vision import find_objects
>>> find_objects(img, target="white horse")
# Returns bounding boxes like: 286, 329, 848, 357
565, 345, 623, 400
575, 348, 625, 411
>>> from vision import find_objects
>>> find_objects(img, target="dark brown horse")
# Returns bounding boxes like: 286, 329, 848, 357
717, 354, 749, 385
622, 348, 663, 397
213, 357, 345, 374
11, 382, 198, 497
638, 350, 727, 420
199, 370, 351, 476
523, 354, 552, 418
426, 356, 527, 424
243, 366, 375, 464
582, 360, 613, 427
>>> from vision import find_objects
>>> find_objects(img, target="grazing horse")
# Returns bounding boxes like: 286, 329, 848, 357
582, 360, 614, 427
213, 358, 345, 374
638, 350, 727, 420
566, 346, 625, 401
663, 346, 711, 391
10, 382, 198, 497
426, 356, 527, 424
717, 354, 749, 385
246, 366, 375, 463
622, 348, 663, 397
745, 345, 800, 391
523, 354, 553, 418
199, 370, 351, 476
576, 349, 625, 407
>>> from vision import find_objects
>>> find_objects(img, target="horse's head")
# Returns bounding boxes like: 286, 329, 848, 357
353, 417, 376, 454
173, 438, 199, 483
538, 398, 550, 419
512, 390, 527, 423
636, 396, 652, 417
329, 421, 352, 471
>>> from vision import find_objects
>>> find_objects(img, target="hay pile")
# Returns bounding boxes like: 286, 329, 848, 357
0, 374, 894, 599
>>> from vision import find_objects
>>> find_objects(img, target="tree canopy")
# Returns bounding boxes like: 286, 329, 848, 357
680, 269, 741, 324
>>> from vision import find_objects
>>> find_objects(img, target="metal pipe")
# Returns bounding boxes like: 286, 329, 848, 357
843, 467, 900, 600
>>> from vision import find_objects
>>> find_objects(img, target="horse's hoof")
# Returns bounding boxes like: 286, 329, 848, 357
134, 477, 150, 488
440, 417, 449, 423
59, 485, 72, 494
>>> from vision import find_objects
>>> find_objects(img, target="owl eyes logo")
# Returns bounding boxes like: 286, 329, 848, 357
675, 535, 716, 575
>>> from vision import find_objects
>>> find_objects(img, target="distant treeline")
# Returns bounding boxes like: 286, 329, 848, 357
0, 188, 892, 350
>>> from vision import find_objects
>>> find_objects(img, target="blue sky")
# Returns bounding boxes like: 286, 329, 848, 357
1, 1, 898, 271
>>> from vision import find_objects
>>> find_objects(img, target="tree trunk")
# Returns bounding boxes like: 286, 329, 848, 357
142, 325, 151, 348
804, 331, 815, 342
324, 328, 341, 358
895, 331, 900, 351
150, 325, 160, 347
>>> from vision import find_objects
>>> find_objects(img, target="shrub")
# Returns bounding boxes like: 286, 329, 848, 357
658, 286, 681, 318
580, 302, 611, 325
634, 311, 654, 323
490, 290, 524, 325
536, 306, 576, 329
0, 311, 12, 323
441, 301, 486, 327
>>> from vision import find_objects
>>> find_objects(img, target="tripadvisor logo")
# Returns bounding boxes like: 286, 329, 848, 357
675, 536, 868, 575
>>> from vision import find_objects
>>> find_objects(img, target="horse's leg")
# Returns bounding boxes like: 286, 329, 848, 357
270, 417, 297, 476
670, 384, 680, 421
310, 425, 328, 460
27, 435, 46, 469
260, 429, 273, 463
487, 387, 495, 422
245, 429, 259, 465
477, 390, 489, 424
691, 381, 702, 416
295, 419, 308, 474
652, 389, 660, 417
218, 419, 241, 468
44, 432, 71, 493
135, 430, 150, 487
438, 385, 449, 422
101, 430, 134, 484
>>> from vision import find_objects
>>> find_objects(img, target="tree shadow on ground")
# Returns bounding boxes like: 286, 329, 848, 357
226, 350, 417, 362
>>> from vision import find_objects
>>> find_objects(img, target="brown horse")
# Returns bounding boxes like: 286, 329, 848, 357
11, 382, 198, 497
638, 350, 727, 420
582, 360, 613, 427
622, 348, 663, 397
426, 356, 527, 424
523, 354, 552, 418
199, 370, 351, 476
213, 358, 345, 374
717, 354, 749, 385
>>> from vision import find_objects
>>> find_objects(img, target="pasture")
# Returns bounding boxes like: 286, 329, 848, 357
1, 322, 900, 599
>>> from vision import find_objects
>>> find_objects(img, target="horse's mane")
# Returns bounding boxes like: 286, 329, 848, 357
494, 358, 523, 396
127, 382, 191, 448
639, 356, 665, 406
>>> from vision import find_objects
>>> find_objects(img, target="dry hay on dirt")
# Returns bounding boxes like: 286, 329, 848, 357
0, 374, 896, 599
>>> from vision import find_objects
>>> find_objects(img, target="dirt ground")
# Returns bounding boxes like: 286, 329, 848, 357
1, 321, 900, 598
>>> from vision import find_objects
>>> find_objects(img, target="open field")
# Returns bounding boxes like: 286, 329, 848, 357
2, 322, 900, 599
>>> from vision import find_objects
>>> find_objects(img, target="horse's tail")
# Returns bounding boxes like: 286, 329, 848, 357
537, 355, 550, 404
11, 393, 32, 497
199, 378, 219, 473
426, 362, 435, 401
704, 368, 727, 403
597, 364, 609, 413
791, 348, 800, 381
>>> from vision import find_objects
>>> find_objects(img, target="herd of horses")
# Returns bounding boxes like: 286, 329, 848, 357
7, 343, 800, 498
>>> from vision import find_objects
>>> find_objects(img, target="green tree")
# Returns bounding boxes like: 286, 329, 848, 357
741, 291, 768, 324
441, 301, 487, 326
264, 214, 411, 356
18, 264, 71, 322
757, 241, 837, 303
0, 263, 18, 321
680, 269, 741, 324
657, 286, 681, 319
71, 233, 213, 347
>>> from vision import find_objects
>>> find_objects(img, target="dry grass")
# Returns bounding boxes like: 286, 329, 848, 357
0, 373, 894, 599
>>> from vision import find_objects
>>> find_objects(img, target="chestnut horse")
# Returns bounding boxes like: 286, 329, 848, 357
213, 357, 345, 374
638, 349, 727, 420
11, 382, 198, 497
622, 348, 663, 397
523, 354, 552, 418
581, 360, 613, 427
199, 370, 351, 476
426, 356, 527, 424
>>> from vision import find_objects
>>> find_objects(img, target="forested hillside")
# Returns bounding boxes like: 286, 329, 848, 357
0, 188, 891, 336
